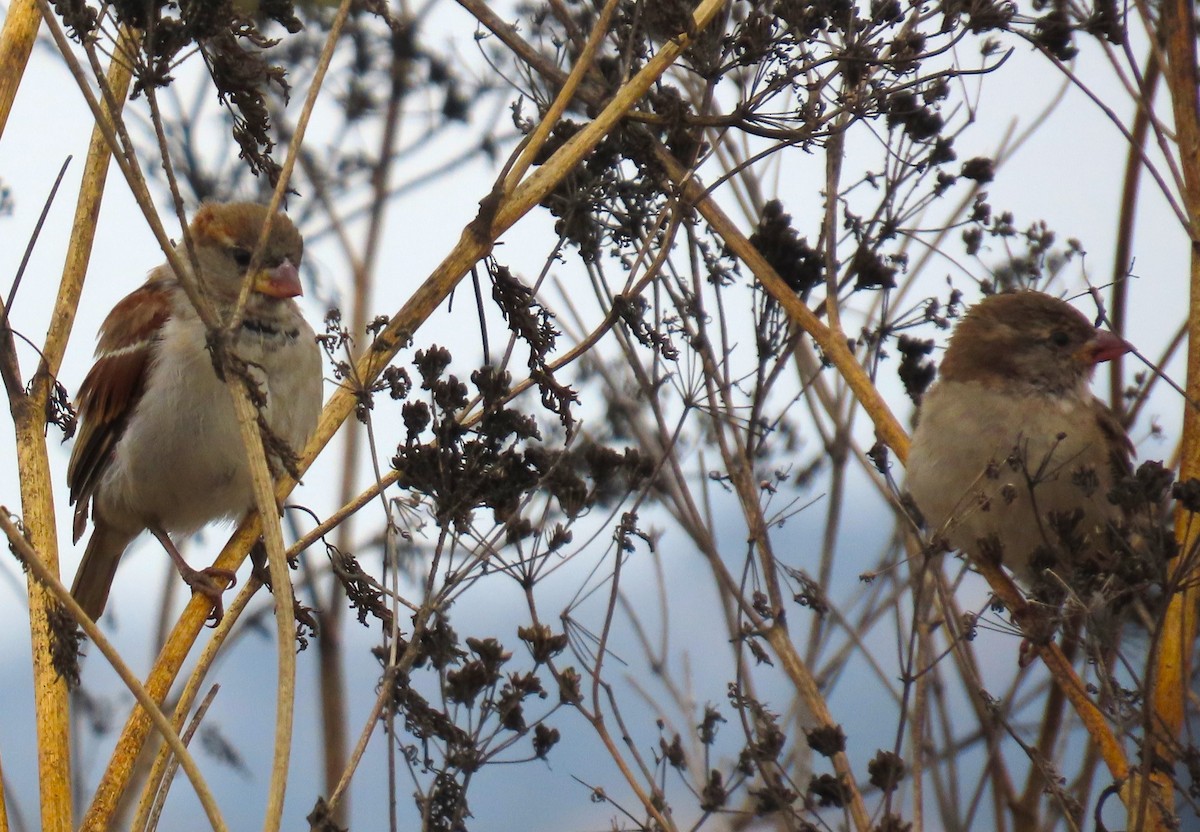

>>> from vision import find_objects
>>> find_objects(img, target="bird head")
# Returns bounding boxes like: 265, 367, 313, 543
939, 291, 1133, 396
187, 202, 304, 302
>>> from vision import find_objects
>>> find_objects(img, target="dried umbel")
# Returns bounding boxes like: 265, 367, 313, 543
50, 0, 302, 183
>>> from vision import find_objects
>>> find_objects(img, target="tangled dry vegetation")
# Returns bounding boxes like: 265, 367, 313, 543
0, 0, 1198, 830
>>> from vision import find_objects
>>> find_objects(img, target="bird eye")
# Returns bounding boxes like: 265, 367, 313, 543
232, 248, 253, 268
1050, 330, 1071, 348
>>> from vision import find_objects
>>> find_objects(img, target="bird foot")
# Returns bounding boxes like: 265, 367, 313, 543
179, 565, 238, 625
249, 539, 273, 589
150, 527, 238, 625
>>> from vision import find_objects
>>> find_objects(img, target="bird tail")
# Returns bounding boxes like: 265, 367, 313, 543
71, 525, 136, 622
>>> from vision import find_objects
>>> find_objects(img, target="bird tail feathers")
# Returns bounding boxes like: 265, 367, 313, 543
71, 526, 136, 621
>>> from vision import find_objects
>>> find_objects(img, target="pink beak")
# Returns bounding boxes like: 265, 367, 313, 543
1085, 328, 1133, 364
255, 259, 303, 299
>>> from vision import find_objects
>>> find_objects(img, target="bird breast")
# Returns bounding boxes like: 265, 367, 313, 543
906, 380, 1121, 581
96, 306, 321, 536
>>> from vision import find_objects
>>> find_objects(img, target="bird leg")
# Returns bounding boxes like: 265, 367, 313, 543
150, 528, 238, 625
248, 499, 290, 586
248, 539, 320, 636
249, 539, 273, 589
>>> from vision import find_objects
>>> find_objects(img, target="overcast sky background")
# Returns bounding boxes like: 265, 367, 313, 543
0, 3, 1193, 830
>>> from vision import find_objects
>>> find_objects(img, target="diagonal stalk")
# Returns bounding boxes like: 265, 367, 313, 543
1146, 0, 1200, 828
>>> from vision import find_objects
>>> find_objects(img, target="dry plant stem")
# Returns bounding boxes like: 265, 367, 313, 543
498, 205, 680, 412
930, 684, 966, 827
759, 626, 871, 831
931, 574, 1018, 808
39, 30, 137, 383
320, 541, 350, 820
1104, 13, 1171, 148
1152, 6, 1200, 828
144, 684, 221, 832
0, 0, 39, 139
1070, 740, 1103, 827
906, 561, 960, 824
1, 217, 71, 832
1106, 17, 1190, 212
0, 27, 139, 832
1040, 51, 1189, 232
821, 126, 846, 332
296, 473, 402, 557
0, 749, 7, 832
1108, 54, 1159, 416
926, 581, 1012, 821
1018, 630, 1077, 821
804, 414, 848, 664
319, 13, 412, 808
86, 2, 730, 823
457, 0, 575, 98
33, 5, 214, 325
230, 0, 353, 327
653, 144, 909, 461
131, 577, 261, 831
974, 561, 1130, 784
612, 402, 766, 643
580, 546, 675, 831
910, 592, 932, 831
19, 33, 137, 832
138, 508, 412, 825
695, 312, 792, 601
502, 0, 619, 191
324, 667, 399, 814
224, 388, 297, 832
0, 512, 227, 831
481, 0, 727, 234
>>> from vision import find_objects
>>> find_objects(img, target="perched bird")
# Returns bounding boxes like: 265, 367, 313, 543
906, 291, 1134, 593
68, 202, 322, 622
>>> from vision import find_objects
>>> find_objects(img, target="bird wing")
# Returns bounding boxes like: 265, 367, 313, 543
68, 281, 173, 542
1091, 396, 1134, 480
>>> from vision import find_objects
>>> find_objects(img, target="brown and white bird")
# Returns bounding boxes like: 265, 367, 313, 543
906, 291, 1134, 589
68, 202, 322, 621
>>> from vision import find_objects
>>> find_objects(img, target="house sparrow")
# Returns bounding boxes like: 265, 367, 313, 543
68, 202, 322, 622
905, 291, 1135, 596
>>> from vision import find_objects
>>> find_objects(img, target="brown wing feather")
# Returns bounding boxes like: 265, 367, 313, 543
67, 282, 173, 541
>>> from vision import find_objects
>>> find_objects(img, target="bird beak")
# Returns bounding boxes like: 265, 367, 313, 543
253, 259, 303, 299
1079, 329, 1132, 364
